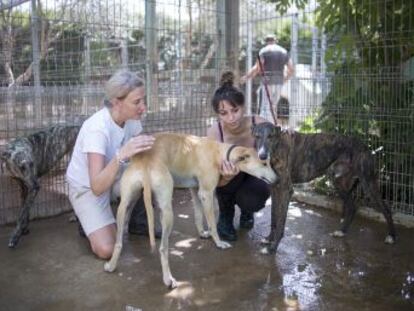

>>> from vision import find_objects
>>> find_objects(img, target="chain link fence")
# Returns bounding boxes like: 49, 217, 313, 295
0, 0, 413, 224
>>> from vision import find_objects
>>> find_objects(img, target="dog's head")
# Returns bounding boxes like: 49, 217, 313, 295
1, 142, 37, 184
252, 122, 282, 161
230, 146, 278, 184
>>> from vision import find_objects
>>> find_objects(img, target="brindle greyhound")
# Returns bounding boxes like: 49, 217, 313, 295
252, 122, 396, 254
0, 124, 80, 248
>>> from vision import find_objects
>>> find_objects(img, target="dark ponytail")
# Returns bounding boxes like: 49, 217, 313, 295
211, 71, 245, 113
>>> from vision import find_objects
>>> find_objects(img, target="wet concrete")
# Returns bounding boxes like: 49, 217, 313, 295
0, 189, 413, 311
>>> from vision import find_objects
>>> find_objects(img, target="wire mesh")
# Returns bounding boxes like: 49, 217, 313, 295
0, 0, 413, 224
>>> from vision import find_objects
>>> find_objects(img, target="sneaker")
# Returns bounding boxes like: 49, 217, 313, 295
240, 212, 254, 229
217, 214, 237, 241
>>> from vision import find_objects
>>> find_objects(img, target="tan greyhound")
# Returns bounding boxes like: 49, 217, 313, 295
104, 132, 277, 288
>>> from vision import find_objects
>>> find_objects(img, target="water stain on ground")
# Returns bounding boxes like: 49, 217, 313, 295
0, 189, 413, 311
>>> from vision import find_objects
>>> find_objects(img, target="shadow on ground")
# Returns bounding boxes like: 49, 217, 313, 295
0, 189, 413, 311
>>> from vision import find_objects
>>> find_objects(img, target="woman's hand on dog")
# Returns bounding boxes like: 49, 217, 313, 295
118, 135, 155, 161
218, 160, 239, 186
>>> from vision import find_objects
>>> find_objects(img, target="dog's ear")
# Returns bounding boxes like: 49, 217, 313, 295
271, 126, 282, 136
235, 154, 250, 163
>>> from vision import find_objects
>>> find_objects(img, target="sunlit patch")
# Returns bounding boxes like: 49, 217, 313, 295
401, 272, 414, 300
170, 249, 184, 257
175, 238, 197, 248
303, 209, 323, 217
256, 210, 265, 218
194, 297, 222, 307
178, 214, 189, 219
292, 234, 303, 240
281, 264, 321, 310
165, 281, 194, 300
284, 294, 300, 310
288, 206, 302, 218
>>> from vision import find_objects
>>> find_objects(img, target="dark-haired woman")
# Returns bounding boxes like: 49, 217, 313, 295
207, 71, 271, 241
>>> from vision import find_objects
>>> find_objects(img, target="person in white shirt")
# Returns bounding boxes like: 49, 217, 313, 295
66, 70, 155, 259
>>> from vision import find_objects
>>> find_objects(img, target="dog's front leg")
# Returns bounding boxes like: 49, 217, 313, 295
190, 188, 210, 239
8, 181, 39, 248
261, 178, 293, 255
198, 188, 231, 249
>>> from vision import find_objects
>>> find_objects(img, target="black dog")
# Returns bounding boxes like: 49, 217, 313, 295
252, 122, 396, 254
0, 124, 80, 248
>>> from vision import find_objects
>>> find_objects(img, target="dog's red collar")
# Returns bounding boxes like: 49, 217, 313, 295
226, 144, 238, 161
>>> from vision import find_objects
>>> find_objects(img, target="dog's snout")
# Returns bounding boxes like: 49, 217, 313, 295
257, 146, 268, 161
259, 153, 267, 161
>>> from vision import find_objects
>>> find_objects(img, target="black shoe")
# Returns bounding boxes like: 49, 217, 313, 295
217, 214, 237, 241
78, 223, 86, 238
240, 212, 254, 230
128, 197, 161, 239
128, 224, 162, 239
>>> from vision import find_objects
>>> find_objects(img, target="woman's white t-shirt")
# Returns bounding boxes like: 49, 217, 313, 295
66, 107, 142, 193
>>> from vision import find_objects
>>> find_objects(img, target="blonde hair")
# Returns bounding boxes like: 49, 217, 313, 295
104, 70, 144, 107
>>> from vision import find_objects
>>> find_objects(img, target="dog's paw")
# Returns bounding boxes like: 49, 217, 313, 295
384, 235, 395, 244
260, 237, 271, 245
165, 277, 178, 289
215, 240, 232, 249
199, 230, 211, 239
260, 246, 271, 255
104, 262, 116, 273
331, 230, 345, 238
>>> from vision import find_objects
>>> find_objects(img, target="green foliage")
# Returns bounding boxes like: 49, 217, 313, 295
264, 0, 308, 14
316, 0, 414, 70
297, 114, 320, 134
272, 0, 414, 205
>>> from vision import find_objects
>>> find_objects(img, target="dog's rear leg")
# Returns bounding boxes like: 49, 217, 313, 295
154, 179, 177, 289
362, 179, 396, 244
104, 171, 142, 273
8, 181, 39, 248
198, 188, 231, 249
104, 199, 130, 272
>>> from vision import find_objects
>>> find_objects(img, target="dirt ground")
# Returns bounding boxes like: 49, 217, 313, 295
0, 189, 413, 311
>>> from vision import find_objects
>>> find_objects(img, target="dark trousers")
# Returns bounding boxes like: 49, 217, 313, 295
216, 172, 270, 214
129, 196, 148, 228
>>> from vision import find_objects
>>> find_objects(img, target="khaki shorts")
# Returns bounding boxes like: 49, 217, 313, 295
68, 183, 116, 236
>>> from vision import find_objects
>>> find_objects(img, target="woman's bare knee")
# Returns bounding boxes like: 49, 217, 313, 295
88, 224, 116, 259
91, 242, 114, 259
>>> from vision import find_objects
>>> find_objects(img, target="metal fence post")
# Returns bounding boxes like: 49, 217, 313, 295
289, 13, 299, 128
31, 0, 41, 127
145, 0, 157, 111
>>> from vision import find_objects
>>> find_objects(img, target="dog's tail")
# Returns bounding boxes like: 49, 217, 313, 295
142, 167, 156, 252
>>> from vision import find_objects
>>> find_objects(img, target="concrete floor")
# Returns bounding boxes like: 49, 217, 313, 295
0, 189, 413, 311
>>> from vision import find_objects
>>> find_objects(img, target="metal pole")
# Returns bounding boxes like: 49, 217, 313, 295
31, 0, 41, 127
216, 0, 226, 79
246, 21, 252, 114
289, 13, 299, 128
121, 38, 129, 69
145, 0, 157, 111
